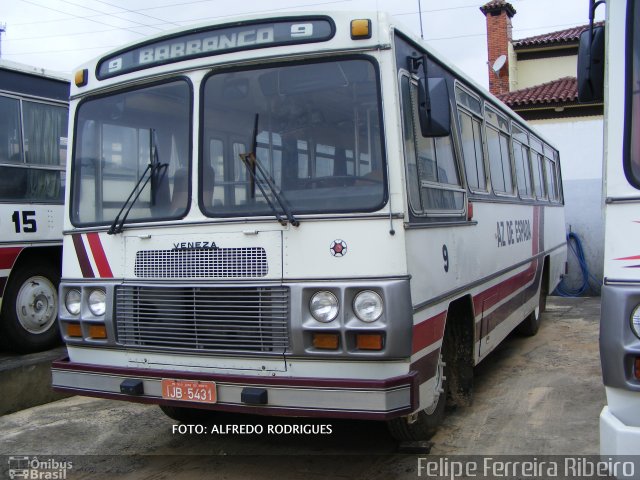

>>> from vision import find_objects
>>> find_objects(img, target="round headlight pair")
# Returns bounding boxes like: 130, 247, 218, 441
64, 288, 106, 316
309, 290, 383, 323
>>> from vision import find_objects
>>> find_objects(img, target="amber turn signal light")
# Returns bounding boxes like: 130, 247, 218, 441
356, 333, 384, 351
635, 357, 640, 381
66, 323, 82, 338
74, 69, 88, 87
312, 333, 339, 350
89, 324, 108, 339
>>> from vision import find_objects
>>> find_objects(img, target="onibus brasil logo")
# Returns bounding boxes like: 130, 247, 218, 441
8, 456, 72, 479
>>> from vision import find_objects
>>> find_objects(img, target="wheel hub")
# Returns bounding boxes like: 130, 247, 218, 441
16, 276, 58, 334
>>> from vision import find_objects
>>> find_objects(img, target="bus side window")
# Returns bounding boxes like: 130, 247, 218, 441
485, 105, 514, 196
399, 74, 465, 216
455, 85, 487, 193
512, 124, 533, 199
529, 137, 547, 200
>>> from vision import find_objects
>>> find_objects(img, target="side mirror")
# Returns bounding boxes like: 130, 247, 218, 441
418, 77, 451, 137
577, 25, 605, 103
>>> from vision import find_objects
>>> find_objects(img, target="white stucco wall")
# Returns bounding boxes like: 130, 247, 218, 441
515, 55, 579, 90
531, 116, 604, 294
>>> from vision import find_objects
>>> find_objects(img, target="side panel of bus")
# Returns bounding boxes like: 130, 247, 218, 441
0, 66, 68, 352
394, 32, 566, 411
598, 0, 640, 455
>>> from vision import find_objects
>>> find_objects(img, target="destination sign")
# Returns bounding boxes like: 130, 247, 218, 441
97, 18, 335, 79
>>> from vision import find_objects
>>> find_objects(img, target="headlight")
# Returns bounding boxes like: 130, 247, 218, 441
310, 291, 339, 323
65, 289, 81, 316
88, 289, 106, 316
631, 305, 640, 339
353, 290, 383, 322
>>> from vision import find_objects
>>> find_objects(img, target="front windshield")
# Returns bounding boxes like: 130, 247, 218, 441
71, 80, 191, 226
201, 58, 386, 216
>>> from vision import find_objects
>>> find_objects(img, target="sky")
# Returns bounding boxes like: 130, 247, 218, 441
0, 0, 604, 89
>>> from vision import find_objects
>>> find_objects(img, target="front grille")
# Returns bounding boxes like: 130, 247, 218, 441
115, 285, 289, 354
134, 248, 268, 278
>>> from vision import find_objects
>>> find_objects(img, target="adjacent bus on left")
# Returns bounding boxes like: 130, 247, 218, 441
0, 60, 69, 353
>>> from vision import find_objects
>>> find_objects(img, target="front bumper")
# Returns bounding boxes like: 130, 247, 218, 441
600, 406, 640, 455
51, 357, 417, 420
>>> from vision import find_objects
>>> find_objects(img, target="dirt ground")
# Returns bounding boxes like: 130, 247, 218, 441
0, 297, 604, 479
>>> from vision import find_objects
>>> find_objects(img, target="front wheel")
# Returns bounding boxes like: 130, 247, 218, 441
386, 355, 446, 441
0, 262, 61, 353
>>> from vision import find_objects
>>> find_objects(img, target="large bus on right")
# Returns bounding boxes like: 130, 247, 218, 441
579, 0, 640, 456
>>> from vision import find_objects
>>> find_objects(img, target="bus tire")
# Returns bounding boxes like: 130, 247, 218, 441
517, 288, 546, 337
0, 262, 61, 353
159, 405, 216, 423
386, 355, 447, 441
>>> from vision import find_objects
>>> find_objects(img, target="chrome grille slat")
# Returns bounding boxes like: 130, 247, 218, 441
115, 285, 289, 354
134, 248, 268, 278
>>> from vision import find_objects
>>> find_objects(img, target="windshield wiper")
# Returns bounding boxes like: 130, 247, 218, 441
239, 113, 299, 227
108, 129, 168, 235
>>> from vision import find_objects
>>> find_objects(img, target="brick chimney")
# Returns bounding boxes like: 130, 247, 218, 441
480, 0, 516, 96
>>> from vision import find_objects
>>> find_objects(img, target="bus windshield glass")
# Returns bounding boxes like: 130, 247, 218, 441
201, 58, 386, 216
71, 80, 191, 226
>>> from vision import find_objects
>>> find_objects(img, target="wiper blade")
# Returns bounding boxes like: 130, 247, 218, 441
108, 129, 168, 235
239, 152, 287, 226
240, 113, 299, 227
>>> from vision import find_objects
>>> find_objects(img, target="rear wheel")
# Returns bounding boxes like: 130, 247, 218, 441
386, 354, 447, 441
0, 262, 60, 353
517, 280, 548, 337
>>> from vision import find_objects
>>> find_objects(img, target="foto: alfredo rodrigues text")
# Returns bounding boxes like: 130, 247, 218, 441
172, 424, 333, 435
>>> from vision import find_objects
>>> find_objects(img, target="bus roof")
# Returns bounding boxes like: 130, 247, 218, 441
0, 59, 69, 83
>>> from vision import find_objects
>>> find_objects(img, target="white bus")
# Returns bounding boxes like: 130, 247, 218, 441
52, 12, 566, 440
578, 0, 640, 455
0, 60, 68, 353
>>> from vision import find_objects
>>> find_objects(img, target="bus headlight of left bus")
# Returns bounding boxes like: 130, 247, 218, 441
631, 305, 640, 339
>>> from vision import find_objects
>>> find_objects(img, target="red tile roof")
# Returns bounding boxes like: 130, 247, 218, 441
497, 77, 578, 107
513, 22, 604, 48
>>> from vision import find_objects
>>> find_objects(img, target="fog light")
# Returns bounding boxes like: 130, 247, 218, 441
356, 333, 384, 350
312, 333, 339, 350
635, 357, 640, 381
88, 324, 107, 339
67, 323, 82, 338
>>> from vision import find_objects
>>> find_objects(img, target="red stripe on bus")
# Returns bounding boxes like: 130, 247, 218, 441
72, 234, 95, 278
86, 233, 113, 278
615, 254, 640, 261
411, 311, 446, 354
472, 260, 537, 317
0, 247, 23, 270
412, 260, 538, 354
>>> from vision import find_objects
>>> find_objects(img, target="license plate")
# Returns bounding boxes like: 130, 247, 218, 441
161, 379, 217, 404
